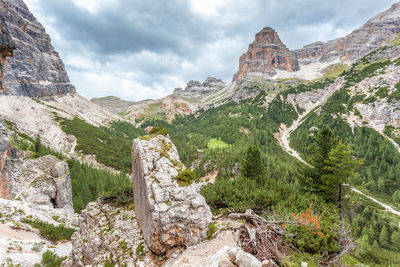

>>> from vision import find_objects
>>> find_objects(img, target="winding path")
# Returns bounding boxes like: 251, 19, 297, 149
278, 86, 400, 217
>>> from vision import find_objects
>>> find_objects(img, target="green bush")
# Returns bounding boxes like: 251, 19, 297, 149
101, 185, 133, 205
60, 117, 143, 172
175, 168, 199, 187
284, 207, 339, 257
21, 219, 75, 242
34, 250, 66, 267
207, 222, 217, 240
149, 125, 169, 136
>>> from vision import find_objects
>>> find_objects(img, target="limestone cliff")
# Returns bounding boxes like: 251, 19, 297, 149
233, 27, 300, 81
0, 0, 76, 97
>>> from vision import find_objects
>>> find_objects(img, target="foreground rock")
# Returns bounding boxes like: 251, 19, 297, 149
0, 198, 78, 266
132, 134, 212, 254
64, 199, 157, 267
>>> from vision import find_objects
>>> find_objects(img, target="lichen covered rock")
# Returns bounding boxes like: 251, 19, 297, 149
64, 200, 156, 267
132, 134, 212, 254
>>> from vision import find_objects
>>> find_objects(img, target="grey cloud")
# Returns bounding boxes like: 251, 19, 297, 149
26, 0, 399, 101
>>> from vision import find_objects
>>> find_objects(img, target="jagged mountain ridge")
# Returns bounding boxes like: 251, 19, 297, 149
97, 2, 400, 119
295, 2, 400, 63
0, 0, 76, 97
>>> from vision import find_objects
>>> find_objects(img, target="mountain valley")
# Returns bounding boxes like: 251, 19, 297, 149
0, 0, 400, 266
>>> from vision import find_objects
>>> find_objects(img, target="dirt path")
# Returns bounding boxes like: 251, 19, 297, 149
277, 83, 400, 218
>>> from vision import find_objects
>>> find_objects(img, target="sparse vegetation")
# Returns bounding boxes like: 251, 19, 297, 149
21, 219, 75, 242
34, 250, 66, 267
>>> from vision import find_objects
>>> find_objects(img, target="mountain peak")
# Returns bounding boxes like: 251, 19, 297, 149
233, 27, 299, 81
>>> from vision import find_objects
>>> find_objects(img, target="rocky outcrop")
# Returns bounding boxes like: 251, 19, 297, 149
233, 27, 300, 81
0, 117, 73, 210
132, 134, 212, 254
0, 117, 13, 198
65, 200, 156, 267
296, 2, 400, 63
174, 77, 224, 98
10, 155, 73, 210
0, 0, 76, 97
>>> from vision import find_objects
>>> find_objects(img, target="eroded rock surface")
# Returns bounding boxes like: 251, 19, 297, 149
174, 77, 224, 99
0, 117, 18, 199
64, 200, 156, 267
132, 134, 212, 254
0, 0, 76, 97
10, 155, 73, 211
233, 27, 300, 81
296, 2, 400, 63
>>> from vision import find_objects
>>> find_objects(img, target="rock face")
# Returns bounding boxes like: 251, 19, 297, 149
0, 117, 73, 210
0, 0, 76, 97
0, 117, 13, 198
174, 77, 224, 98
65, 200, 156, 267
233, 27, 300, 81
131, 134, 212, 254
10, 155, 73, 210
296, 2, 400, 63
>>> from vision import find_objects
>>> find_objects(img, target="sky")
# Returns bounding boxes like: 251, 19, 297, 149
24, 0, 398, 101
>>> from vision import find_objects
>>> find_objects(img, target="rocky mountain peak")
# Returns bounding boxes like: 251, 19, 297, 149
174, 77, 224, 98
296, 2, 400, 63
233, 27, 300, 81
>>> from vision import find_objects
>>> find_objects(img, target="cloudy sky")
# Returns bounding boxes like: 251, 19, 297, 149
24, 0, 398, 101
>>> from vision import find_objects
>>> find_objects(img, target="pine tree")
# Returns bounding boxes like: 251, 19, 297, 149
358, 234, 370, 256
242, 145, 263, 182
379, 225, 390, 248
391, 231, 400, 250
298, 126, 337, 197
323, 141, 362, 217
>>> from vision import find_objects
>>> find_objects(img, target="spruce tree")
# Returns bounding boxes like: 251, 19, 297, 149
242, 145, 263, 182
323, 141, 361, 217
379, 225, 390, 248
391, 231, 400, 250
299, 126, 337, 197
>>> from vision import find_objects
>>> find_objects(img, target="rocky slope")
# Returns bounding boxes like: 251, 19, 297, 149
295, 2, 400, 63
0, 198, 78, 266
0, 0, 76, 97
91, 96, 137, 114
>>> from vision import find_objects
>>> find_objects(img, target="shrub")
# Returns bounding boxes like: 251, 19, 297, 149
175, 168, 199, 187
21, 219, 75, 242
149, 125, 169, 136
34, 250, 66, 267
284, 208, 339, 257
136, 242, 146, 257
101, 185, 134, 205
207, 222, 217, 239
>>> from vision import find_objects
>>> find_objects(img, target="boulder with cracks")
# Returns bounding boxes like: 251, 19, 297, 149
132, 134, 212, 254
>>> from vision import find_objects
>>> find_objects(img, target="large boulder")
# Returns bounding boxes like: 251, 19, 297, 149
132, 134, 212, 254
